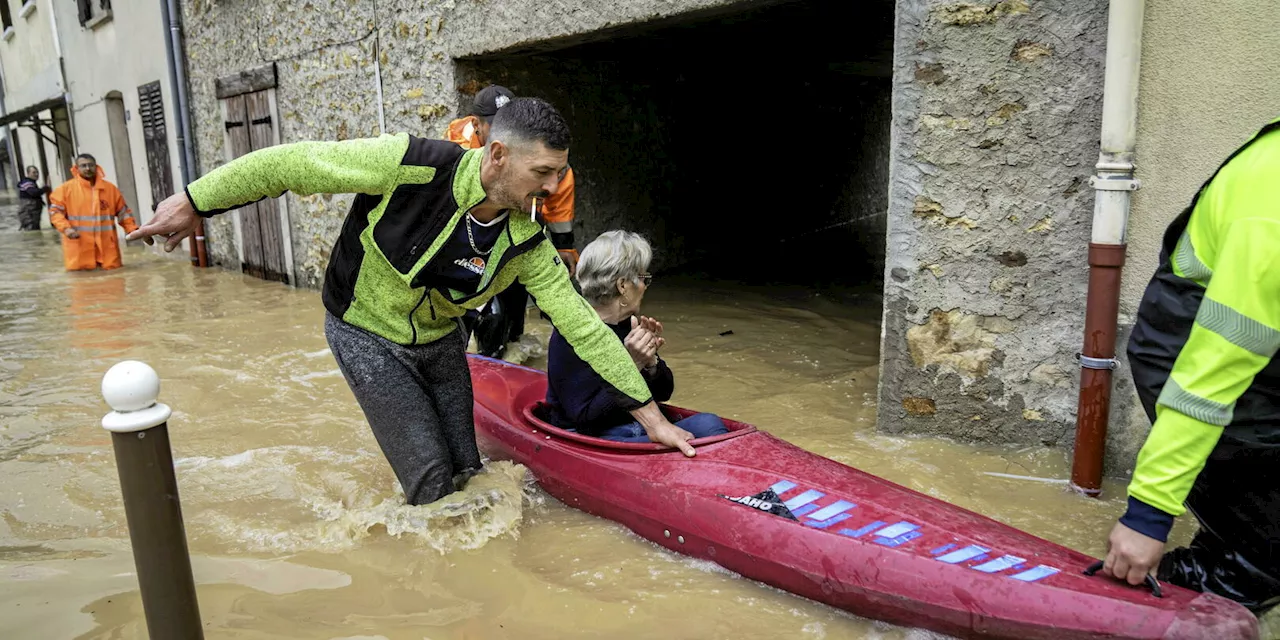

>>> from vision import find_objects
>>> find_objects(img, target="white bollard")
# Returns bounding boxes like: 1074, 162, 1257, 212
102, 360, 204, 639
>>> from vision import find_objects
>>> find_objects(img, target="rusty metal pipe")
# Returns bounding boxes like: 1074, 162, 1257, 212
101, 361, 204, 639
187, 216, 198, 266
1071, 244, 1127, 495
195, 219, 208, 268
1071, 0, 1145, 496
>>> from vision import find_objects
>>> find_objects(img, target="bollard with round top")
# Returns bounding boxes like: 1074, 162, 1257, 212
102, 360, 204, 640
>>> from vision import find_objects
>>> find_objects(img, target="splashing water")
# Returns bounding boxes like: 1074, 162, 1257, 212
169, 447, 532, 554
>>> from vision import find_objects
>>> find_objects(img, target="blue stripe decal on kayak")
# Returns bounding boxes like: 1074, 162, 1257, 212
769, 480, 797, 495
804, 513, 853, 530
791, 503, 820, 518
937, 545, 990, 564
931, 543, 958, 556
1010, 566, 1060, 582
967, 554, 990, 564
783, 490, 825, 510
808, 500, 857, 521
839, 521, 886, 538
972, 555, 1026, 573
874, 530, 923, 547
871, 522, 918, 539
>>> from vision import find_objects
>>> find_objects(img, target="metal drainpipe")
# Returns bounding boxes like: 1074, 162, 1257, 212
160, 0, 207, 267
1070, 0, 1146, 496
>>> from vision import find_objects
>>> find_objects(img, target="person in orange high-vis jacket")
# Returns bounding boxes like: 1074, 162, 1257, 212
541, 164, 577, 272
445, 86, 579, 358
49, 154, 138, 271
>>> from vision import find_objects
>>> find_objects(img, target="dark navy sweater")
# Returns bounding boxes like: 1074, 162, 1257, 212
545, 317, 673, 434
18, 177, 44, 201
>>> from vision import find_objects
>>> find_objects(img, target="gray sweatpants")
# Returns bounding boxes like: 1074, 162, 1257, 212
324, 312, 482, 505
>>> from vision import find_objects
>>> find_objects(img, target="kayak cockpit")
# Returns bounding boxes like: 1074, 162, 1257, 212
521, 401, 757, 453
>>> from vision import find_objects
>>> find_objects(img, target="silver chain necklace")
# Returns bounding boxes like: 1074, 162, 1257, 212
465, 214, 493, 256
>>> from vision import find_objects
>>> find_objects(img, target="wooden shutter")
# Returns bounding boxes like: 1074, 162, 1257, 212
137, 81, 175, 209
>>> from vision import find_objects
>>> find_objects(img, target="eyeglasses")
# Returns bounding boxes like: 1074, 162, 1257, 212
639, 274, 654, 286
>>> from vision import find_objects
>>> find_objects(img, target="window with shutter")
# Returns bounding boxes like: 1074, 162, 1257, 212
78, 0, 112, 28
137, 81, 175, 210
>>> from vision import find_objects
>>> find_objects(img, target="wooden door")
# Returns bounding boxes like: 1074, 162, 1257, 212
244, 90, 288, 283
223, 91, 288, 284
223, 95, 266, 280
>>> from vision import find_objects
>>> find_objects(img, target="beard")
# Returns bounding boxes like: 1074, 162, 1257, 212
490, 173, 550, 213
489, 173, 526, 211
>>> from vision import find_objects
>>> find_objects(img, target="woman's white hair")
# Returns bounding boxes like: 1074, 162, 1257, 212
576, 230, 652, 305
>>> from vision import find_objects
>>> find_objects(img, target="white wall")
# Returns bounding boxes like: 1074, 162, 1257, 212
0, 0, 62, 111
51, 0, 182, 228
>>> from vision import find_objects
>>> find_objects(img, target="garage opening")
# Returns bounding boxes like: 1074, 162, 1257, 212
456, 0, 894, 291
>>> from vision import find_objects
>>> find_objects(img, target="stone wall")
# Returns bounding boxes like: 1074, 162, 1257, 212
877, 0, 1109, 455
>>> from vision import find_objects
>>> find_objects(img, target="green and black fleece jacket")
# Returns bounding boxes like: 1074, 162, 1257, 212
185, 132, 652, 411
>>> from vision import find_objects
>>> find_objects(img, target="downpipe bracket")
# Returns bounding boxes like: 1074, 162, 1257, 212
1090, 175, 1141, 191
1076, 353, 1120, 371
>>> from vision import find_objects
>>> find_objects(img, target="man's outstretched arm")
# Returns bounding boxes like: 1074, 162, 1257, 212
130, 134, 410, 251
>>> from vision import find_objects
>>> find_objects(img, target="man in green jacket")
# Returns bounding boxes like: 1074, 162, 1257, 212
132, 98, 697, 505
1107, 117, 1280, 613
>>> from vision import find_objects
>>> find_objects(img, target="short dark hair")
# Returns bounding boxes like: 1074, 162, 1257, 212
25, 165, 37, 173
489, 97, 571, 151
76, 153, 96, 163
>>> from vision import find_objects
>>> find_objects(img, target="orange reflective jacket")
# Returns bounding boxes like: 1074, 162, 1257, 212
444, 116, 485, 150
49, 166, 137, 271
542, 166, 575, 227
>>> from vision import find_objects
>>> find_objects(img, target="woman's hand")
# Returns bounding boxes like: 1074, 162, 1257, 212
638, 315, 663, 338
624, 318, 660, 371
630, 316, 665, 369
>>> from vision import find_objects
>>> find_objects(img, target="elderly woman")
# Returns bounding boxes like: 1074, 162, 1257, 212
544, 230, 729, 443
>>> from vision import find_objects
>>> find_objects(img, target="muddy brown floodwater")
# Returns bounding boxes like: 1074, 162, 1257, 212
0, 202, 1203, 639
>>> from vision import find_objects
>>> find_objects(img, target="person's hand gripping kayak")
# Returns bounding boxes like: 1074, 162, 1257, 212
630, 401, 697, 457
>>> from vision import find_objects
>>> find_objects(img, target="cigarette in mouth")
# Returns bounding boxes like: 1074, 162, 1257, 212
531, 197, 539, 222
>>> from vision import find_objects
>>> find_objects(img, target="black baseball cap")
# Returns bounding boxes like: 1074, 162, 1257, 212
472, 85, 514, 118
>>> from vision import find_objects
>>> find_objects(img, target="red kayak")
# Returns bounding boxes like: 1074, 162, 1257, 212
468, 355, 1257, 639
